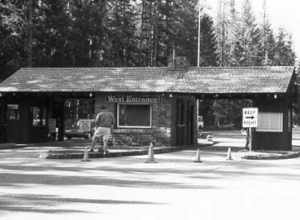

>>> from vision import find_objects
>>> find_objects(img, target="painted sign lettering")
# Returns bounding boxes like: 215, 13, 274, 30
106, 95, 161, 104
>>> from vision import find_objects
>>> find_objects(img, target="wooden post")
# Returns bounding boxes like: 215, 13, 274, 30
249, 128, 253, 152
194, 97, 198, 148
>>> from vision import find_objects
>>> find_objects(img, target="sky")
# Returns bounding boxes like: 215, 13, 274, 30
204, 0, 300, 60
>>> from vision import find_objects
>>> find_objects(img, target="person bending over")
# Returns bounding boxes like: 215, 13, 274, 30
90, 106, 114, 154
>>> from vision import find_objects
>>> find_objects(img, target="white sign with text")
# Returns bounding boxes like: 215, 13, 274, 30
242, 108, 258, 128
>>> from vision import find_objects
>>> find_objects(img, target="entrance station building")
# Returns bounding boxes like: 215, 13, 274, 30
0, 66, 295, 150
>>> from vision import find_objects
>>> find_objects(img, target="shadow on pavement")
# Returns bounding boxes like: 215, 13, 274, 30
0, 193, 160, 214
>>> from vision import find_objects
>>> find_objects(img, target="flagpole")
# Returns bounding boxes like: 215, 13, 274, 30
197, 0, 201, 67
196, 0, 201, 145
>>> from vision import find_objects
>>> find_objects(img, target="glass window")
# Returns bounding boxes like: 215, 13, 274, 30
64, 99, 94, 130
31, 106, 47, 127
256, 112, 283, 132
7, 104, 20, 120
118, 104, 151, 128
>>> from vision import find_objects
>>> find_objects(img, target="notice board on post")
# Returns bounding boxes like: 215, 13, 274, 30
242, 108, 258, 128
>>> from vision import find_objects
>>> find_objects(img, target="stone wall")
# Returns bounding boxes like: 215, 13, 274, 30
94, 94, 173, 147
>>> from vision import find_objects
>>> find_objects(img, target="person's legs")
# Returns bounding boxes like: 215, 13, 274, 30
102, 135, 109, 154
90, 135, 97, 152
91, 127, 102, 152
90, 127, 98, 152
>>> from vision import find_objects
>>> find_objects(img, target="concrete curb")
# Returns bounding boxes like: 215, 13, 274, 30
241, 151, 300, 160
199, 146, 243, 152
45, 147, 183, 160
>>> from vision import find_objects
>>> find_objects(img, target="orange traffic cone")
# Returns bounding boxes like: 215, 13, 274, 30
145, 142, 157, 163
226, 147, 233, 160
194, 147, 202, 163
82, 147, 91, 162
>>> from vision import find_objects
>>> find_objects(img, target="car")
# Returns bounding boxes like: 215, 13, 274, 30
64, 129, 90, 140
64, 119, 94, 140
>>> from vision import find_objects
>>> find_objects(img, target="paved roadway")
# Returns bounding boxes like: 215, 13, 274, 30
1, 129, 300, 220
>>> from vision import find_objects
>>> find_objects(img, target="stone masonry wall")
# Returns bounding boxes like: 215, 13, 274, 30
94, 94, 172, 147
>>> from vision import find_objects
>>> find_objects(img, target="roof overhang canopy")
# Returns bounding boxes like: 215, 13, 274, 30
0, 66, 295, 94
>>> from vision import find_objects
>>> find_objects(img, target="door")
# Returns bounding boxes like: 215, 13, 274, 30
0, 101, 7, 142
29, 105, 49, 142
6, 104, 22, 142
175, 98, 195, 146
53, 100, 65, 141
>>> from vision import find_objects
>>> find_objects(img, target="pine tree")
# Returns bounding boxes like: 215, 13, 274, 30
33, 0, 71, 66
215, 0, 228, 66
137, 0, 199, 66
0, 1, 26, 79
233, 0, 262, 66
227, 0, 240, 66
171, 0, 198, 65
107, 0, 139, 66
68, 0, 109, 66
138, 0, 160, 66
200, 14, 218, 66
273, 29, 295, 66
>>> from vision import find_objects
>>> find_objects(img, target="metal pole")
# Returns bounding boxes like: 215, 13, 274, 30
197, 0, 201, 67
27, 0, 33, 67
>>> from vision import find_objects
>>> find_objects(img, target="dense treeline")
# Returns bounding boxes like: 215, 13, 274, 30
216, 0, 295, 67
0, 0, 295, 79
0, 0, 297, 128
0, 0, 203, 78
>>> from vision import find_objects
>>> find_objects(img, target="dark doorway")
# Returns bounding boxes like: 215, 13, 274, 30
0, 101, 7, 142
175, 98, 195, 146
53, 100, 65, 141
6, 103, 22, 142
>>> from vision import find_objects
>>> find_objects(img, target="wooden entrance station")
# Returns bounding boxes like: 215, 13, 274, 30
0, 66, 296, 150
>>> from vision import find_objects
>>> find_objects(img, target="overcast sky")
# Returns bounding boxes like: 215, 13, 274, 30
205, 0, 300, 60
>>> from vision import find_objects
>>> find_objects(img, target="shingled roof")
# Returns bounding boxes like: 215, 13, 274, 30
0, 66, 294, 94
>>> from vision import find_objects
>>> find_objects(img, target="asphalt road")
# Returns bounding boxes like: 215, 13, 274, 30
1, 146, 300, 220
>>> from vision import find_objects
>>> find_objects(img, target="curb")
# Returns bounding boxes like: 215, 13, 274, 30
199, 146, 243, 152
45, 147, 183, 159
241, 151, 300, 160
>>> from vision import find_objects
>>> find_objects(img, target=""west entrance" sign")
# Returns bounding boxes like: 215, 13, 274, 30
106, 95, 161, 104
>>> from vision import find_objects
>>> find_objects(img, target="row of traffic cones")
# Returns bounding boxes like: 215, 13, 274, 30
82, 142, 234, 162
81, 142, 158, 163
143, 144, 233, 163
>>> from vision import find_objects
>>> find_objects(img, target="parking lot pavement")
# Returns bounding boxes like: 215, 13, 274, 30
1, 148, 300, 220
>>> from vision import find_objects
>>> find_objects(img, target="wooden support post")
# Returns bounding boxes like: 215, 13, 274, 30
249, 128, 253, 152
194, 97, 198, 148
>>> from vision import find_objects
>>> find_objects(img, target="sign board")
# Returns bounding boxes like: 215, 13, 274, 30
242, 108, 258, 128
106, 95, 161, 104
7, 104, 19, 110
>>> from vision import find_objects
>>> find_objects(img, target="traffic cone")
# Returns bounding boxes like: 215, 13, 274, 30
226, 147, 233, 160
145, 142, 157, 163
82, 147, 91, 162
194, 147, 202, 163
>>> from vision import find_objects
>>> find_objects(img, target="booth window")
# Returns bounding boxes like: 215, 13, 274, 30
117, 104, 152, 128
31, 106, 47, 127
256, 112, 283, 132
7, 104, 20, 120
64, 99, 94, 130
